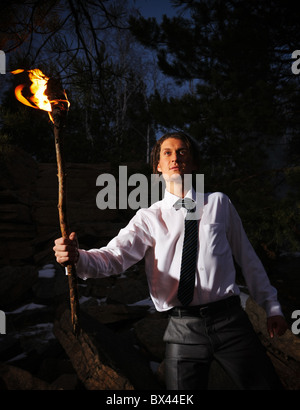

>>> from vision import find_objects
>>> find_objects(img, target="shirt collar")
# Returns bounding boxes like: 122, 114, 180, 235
163, 187, 196, 209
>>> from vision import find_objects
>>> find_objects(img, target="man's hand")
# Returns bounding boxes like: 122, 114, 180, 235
53, 232, 79, 266
267, 315, 288, 338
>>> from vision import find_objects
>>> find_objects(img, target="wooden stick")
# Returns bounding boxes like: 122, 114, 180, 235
45, 79, 80, 336
52, 105, 80, 337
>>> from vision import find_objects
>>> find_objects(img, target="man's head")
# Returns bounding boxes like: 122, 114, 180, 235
151, 132, 199, 177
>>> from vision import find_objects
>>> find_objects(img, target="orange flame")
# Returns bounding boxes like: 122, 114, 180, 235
11, 68, 69, 123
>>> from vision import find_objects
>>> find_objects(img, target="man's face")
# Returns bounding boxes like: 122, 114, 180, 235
157, 138, 195, 181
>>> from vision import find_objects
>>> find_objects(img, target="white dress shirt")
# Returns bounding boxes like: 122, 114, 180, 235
76, 189, 283, 317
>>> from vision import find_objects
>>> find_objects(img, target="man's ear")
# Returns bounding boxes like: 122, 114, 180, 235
157, 162, 162, 173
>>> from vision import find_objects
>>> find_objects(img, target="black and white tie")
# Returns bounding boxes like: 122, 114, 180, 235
174, 198, 198, 306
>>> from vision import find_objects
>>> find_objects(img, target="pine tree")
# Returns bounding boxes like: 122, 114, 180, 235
130, 0, 300, 256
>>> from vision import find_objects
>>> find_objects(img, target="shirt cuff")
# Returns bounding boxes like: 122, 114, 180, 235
75, 249, 89, 280
265, 301, 284, 318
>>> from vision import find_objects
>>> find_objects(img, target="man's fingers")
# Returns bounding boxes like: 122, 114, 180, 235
53, 233, 79, 266
69, 232, 77, 242
267, 315, 288, 338
54, 243, 74, 252
268, 324, 274, 338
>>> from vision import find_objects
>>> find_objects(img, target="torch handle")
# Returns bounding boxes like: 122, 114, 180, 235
54, 125, 80, 336
65, 264, 80, 336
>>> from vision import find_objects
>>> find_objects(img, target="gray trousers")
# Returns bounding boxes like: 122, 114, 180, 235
164, 301, 283, 390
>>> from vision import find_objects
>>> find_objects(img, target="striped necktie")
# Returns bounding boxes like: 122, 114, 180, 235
174, 198, 198, 306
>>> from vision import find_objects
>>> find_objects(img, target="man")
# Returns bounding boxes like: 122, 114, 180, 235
54, 131, 288, 390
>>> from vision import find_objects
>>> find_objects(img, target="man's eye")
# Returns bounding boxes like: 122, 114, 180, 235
179, 150, 186, 155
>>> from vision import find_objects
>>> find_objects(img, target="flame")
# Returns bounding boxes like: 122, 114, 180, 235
11, 68, 69, 123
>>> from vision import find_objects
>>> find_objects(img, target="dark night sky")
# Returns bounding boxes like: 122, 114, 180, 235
132, 0, 177, 21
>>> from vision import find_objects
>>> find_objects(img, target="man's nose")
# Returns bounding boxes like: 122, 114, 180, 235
171, 152, 179, 162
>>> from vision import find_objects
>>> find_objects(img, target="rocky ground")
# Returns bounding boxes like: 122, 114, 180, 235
0, 146, 299, 390
0, 262, 166, 390
1, 259, 300, 390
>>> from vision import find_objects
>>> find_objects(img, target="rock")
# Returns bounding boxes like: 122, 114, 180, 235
0, 239, 36, 267
0, 203, 32, 224
80, 276, 117, 299
6, 305, 54, 332
54, 309, 161, 390
0, 146, 38, 266
134, 312, 168, 361
81, 302, 149, 325
0, 190, 31, 206
0, 146, 38, 197
107, 272, 149, 305
0, 336, 23, 364
32, 267, 69, 304
51, 373, 79, 390
0, 147, 141, 268
0, 363, 57, 390
36, 348, 76, 383
245, 297, 300, 390
0, 266, 38, 308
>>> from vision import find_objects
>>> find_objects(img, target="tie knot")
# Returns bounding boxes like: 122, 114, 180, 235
174, 198, 196, 212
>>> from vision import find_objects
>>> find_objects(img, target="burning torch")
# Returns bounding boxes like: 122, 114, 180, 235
12, 68, 80, 336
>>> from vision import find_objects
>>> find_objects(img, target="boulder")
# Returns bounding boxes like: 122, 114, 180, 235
0, 266, 38, 308
0, 145, 38, 193
134, 312, 168, 361
53, 309, 162, 390
0, 363, 57, 390
106, 271, 150, 305
81, 302, 149, 325
245, 297, 300, 390
32, 267, 69, 305
0, 146, 38, 266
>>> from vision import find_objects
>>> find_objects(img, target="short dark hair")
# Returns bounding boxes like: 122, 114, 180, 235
150, 131, 200, 174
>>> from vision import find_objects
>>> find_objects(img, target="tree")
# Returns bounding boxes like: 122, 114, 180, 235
130, 0, 300, 255
0, 0, 157, 163
0, 0, 129, 73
